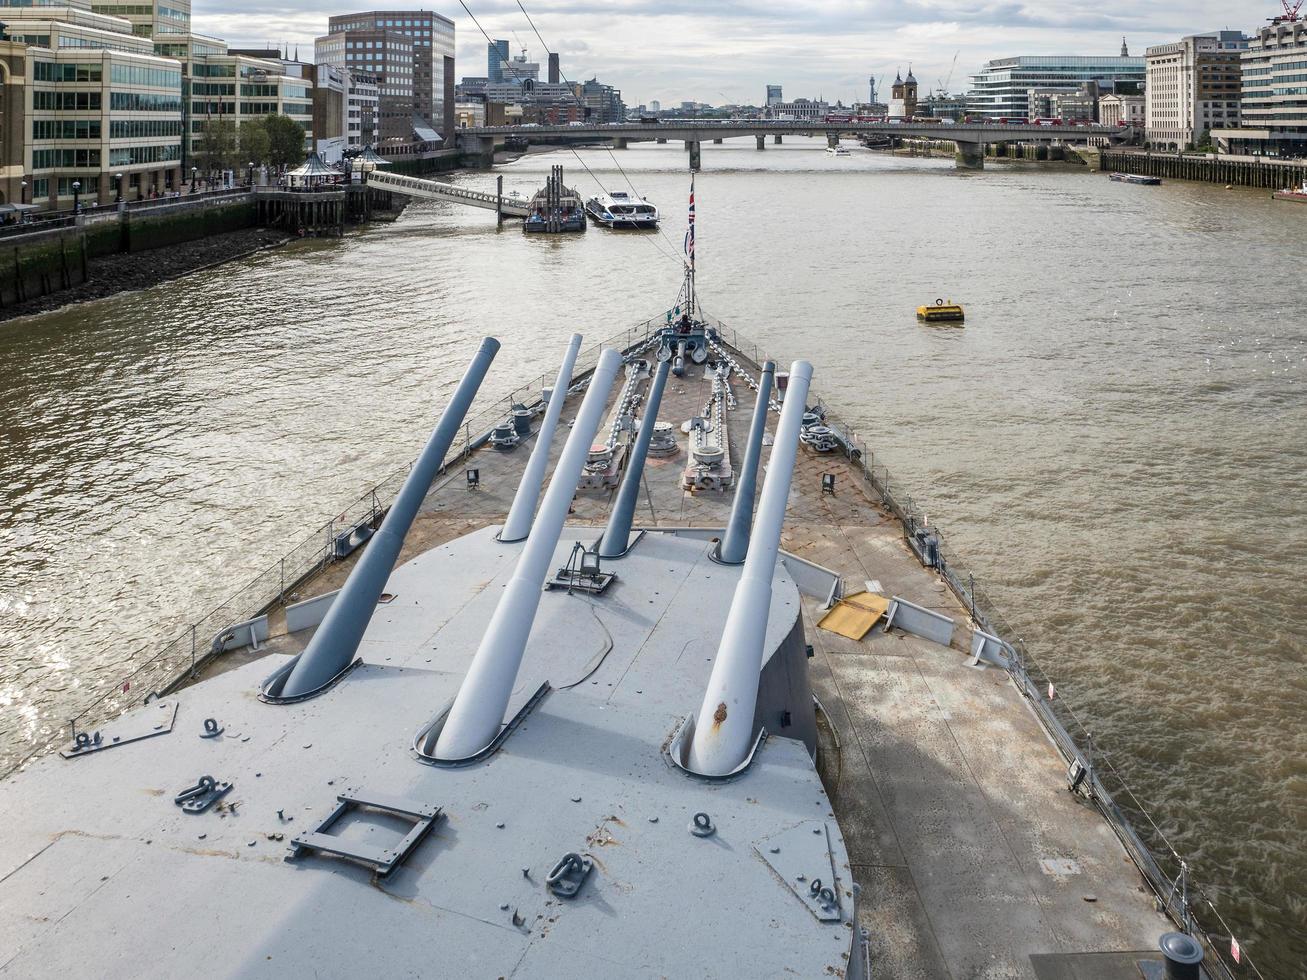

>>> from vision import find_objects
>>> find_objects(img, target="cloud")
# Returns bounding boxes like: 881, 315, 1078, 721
194, 0, 1261, 106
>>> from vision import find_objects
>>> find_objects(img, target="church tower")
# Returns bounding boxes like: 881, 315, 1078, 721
903, 65, 919, 117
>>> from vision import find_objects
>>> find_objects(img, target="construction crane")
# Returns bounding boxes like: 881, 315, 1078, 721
938, 50, 960, 96
1272, 0, 1303, 22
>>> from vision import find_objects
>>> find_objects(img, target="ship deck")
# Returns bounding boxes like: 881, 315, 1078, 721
244, 339, 1170, 978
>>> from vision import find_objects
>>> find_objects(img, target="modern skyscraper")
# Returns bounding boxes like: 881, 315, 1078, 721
548, 52, 559, 84
766, 84, 782, 106
487, 38, 509, 82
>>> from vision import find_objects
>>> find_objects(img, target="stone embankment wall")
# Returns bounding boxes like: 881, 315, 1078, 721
1100, 150, 1307, 189
0, 195, 257, 309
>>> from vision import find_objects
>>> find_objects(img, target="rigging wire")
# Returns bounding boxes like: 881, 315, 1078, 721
512, 0, 689, 264
453, 0, 682, 268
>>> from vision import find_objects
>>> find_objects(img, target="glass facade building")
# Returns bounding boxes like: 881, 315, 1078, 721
0, 0, 185, 206
487, 38, 508, 83
967, 56, 1145, 119
1217, 21, 1307, 156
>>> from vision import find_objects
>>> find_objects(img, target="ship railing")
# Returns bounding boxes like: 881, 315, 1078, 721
3, 311, 1263, 979
695, 308, 1263, 980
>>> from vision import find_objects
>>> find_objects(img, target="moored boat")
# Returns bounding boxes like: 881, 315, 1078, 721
525, 164, 586, 234
1272, 179, 1307, 203
584, 191, 660, 229
1109, 172, 1162, 185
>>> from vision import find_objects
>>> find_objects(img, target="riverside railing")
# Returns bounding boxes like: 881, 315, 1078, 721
698, 310, 1263, 980
3, 311, 1261, 977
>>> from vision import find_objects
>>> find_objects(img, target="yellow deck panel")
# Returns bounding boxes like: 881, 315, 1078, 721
817, 590, 890, 640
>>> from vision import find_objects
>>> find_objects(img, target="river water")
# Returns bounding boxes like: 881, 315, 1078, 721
1, 139, 1303, 971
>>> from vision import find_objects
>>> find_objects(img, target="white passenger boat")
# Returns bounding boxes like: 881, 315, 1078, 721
584, 190, 660, 229
826, 145, 852, 157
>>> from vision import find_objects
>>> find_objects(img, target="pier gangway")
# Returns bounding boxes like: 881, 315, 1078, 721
364, 170, 532, 217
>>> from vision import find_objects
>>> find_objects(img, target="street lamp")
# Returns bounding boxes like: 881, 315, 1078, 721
71, 180, 81, 214
190, 166, 198, 192
247, 161, 254, 188
114, 172, 123, 203
19, 179, 27, 205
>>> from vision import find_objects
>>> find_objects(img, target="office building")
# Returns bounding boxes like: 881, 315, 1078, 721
1213, 20, 1307, 157
765, 84, 782, 106
766, 98, 828, 121
968, 55, 1145, 119
503, 50, 539, 84
456, 76, 487, 98
88, 0, 188, 40
487, 38, 508, 82
1027, 85, 1096, 122
454, 100, 484, 128
548, 52, 559, 84
312, 63, 378, 159
1146, 31, 1247, 150
484, 80, 573, 103
185, 49, 313, 162
324, 10, 455, 134
315, 28, 414, 140
580, 77, 624, 123
919, 93, 966, 121
0, 0, 186, 208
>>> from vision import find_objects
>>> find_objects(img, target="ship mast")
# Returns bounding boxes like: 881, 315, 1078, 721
683, 173, 697, 319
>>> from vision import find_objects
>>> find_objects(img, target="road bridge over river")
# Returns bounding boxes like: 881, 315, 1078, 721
456, 118, 1133, 170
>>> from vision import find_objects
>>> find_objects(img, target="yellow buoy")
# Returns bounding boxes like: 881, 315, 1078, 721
916, 298, 965, 323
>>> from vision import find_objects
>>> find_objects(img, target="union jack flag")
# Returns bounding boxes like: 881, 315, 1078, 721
684, 178, 695, 267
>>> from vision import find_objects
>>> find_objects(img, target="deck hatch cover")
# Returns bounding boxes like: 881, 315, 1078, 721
60, 700, 178, 759
287, 791, 442, 878
753, 820, 843, 922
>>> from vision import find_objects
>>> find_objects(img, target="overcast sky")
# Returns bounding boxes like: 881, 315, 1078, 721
195, 2, 1269, 106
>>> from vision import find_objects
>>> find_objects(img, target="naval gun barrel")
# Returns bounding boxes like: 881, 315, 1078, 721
718, 360, 775, 565
687, 360, 813, 776
598, 358, 671, 558
500, 333, 583, 543
264, 337, 501, 701
432, 347, 623, 760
